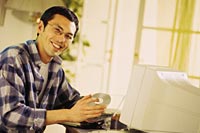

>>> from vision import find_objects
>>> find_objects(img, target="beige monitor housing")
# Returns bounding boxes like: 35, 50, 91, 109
120, 65, 200, 133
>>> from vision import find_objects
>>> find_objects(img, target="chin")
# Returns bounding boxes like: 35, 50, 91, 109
54, 51, 62, 56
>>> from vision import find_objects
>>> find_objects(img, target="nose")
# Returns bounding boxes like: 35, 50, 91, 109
57, 34, 66, 43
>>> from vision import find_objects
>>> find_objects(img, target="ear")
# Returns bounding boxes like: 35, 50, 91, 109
37, 20, 45, 35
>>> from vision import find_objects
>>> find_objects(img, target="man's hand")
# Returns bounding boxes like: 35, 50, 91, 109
46, 95, 106, 125
67, 95, 106, 122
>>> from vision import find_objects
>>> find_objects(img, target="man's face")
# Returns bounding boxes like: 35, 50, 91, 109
37, 14, 76, 62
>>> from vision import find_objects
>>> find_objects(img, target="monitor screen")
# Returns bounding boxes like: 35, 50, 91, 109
120, 65, 200, 133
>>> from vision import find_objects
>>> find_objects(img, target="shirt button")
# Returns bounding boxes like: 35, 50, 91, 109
30, 126, 33, 130
34, 118, 42, 126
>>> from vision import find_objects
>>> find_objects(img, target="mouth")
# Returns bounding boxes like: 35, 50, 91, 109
51, 42, 63, 50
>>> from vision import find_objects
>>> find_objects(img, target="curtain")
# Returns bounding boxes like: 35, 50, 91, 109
169, 0, 196, 72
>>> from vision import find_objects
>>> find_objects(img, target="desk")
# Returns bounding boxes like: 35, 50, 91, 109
63, 120, 147, 133
65, 127, 147, 133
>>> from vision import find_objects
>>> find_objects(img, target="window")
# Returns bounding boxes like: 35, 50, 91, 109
134, 0, 200, 87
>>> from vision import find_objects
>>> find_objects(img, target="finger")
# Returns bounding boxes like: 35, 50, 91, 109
87, 97, 99, 105
79, 96, 99, 105
85, 112, 103, 119
84, 104, 106, 112
83, 110, 104, 117
80, 104, 105, 114
77, 95, 92, 103
80, 95, 92, 100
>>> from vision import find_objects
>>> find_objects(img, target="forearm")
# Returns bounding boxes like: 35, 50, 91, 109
46, 109, 71, 125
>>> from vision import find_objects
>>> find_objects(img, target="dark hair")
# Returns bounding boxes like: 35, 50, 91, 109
40, 6, 79, 37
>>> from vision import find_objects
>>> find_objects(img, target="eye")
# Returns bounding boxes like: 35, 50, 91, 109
65, 34, 73, 40
54, 27, 63, 35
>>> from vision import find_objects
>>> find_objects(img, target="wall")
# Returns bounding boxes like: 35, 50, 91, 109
108, 0, 140, 108
0, 9, 34, 51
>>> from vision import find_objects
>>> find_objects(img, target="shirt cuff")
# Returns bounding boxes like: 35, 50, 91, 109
30, 108, 46, 131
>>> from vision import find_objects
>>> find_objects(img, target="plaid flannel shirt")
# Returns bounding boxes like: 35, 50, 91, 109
0, 40, 80, 132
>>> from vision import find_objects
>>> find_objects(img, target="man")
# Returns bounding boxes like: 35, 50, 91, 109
0, 6, 105, 132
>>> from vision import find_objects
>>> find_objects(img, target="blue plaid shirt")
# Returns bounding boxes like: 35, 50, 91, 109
0, 40, 81, 132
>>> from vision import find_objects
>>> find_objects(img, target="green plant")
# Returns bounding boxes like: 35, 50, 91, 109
61, 0, 90, 82
60, 0, 90, 61
64, 0, 84, 18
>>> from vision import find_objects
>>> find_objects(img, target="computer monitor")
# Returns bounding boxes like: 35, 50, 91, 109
120, 65, 200, 133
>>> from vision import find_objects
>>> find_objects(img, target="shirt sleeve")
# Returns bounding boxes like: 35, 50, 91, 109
53, 69, 81, 109
0, 57, 46, 131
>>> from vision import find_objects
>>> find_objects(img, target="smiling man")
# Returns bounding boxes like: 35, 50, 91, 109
0, 6, 106, 133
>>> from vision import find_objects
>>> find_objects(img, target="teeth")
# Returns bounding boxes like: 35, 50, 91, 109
52, 43, 61, 49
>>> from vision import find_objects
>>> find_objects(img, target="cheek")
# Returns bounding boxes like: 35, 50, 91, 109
62, 44, 68, 51
64, 41, 72, 49
42, 30, 54, 39
46, 33, 55, 41
40, 32, 50, 42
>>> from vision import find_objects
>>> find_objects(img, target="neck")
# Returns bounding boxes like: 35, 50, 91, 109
41, 56, 52, 64
36, 40, 52, 64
